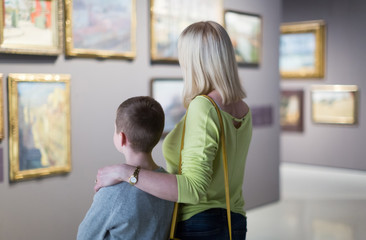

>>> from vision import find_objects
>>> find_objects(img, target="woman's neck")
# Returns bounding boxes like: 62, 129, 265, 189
207, 90, 248, 119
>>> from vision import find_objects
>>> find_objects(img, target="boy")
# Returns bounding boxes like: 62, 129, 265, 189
77, 96, 174, 240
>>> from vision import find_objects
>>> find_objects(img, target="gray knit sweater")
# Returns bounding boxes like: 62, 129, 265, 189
77, 167, 174, 240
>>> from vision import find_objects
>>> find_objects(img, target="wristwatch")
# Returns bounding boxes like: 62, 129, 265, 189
128, 166, 141, 186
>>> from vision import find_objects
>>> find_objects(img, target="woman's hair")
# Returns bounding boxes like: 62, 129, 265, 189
115, 96, 165, 153
178, 21, 246, 108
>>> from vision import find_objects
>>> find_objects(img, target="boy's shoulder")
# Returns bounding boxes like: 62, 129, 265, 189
97, 167, 167, 198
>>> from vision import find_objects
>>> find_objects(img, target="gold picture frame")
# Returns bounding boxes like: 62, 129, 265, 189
150, 0, 223, 63
0, 0, 63, 55
0, 74, 3, 140
65, 0, 136, 59
8, 73, 71, 181
311, 85, 358, 125
280, 20, 325, 79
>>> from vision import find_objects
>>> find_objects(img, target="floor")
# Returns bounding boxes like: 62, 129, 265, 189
246, 163, 366, 240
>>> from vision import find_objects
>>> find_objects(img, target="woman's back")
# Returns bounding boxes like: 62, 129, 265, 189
163, 95, 252, 221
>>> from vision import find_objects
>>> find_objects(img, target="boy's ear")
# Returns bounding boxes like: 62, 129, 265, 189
120, 132, 127, 146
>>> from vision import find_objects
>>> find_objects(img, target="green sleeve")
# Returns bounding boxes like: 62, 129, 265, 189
176, 96, 220, 204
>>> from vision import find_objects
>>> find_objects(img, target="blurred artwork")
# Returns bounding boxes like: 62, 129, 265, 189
280, 21, 325, 78
312, 85, 358, 125
280, 90, 304, 131
225, 11, 262, 66
150, 78, 185, 135
8, 74, 71, 181
150, 0, 223, 61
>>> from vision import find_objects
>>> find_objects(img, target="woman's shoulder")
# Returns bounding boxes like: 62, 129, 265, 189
188, 95, 215, 112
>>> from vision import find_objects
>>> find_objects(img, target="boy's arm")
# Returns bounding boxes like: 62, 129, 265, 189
77, 188, 114, 239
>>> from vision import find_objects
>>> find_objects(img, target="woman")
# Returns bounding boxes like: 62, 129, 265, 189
95, 21, 252, 239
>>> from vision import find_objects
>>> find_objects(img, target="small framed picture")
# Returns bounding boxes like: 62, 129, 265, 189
224, 10, 262, 67
150, 0, 223, 62
0, 0, 64, 55
311, 85, 358, 125
280, 20, 326, 79
150, 78, 185, 136
8, 73, 71, 181
0, 74, 3, 140
64, 0, 136, 59
280, 90, 304, 131
251, 105, 273, 127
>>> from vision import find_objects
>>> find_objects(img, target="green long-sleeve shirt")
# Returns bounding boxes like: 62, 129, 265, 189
163, 96, 252, 221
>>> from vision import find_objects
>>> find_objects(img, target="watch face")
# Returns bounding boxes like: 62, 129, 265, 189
130, 177, 137, 183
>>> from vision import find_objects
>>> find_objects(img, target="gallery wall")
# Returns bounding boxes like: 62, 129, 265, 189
281, 0, 366, 170
0, 0, 281, 239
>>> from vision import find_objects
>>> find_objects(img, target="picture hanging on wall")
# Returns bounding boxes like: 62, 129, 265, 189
280, 90, 304, 132
0, 0, 64, 55
65, 0, 136, 59
8, 73, 71, 181
224, 10, 262, 67
0, 74, 3, 140
280, 20, 325, 79
150, 0, 223, 62
150, 78, 185, 136
311, 85, 358, 125
251, 105, 273, 127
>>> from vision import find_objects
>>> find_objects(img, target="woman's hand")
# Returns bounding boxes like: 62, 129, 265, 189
94, 164, 128, 192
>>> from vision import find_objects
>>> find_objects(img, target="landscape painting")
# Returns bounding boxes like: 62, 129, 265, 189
65, 0, 136, 58
311, 85, 358, 125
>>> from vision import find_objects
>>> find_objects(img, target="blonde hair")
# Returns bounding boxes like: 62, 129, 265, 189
178, 21, 246, 108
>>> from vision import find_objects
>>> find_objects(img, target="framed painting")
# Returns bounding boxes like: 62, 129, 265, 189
280, 20, 325, 79
0, 0, 63, 55
150, 0, 223, 62
251, 105, 273, 127
224, 10, 262, 67
150, 78, 185, 136
8, 73, 71, 181
280, 90, 304, 131
65, 0, 136, 59
311, 85, 358, 125
0, 74, 3, 140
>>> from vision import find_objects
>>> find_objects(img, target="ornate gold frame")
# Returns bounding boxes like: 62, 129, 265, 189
65, 0, 136, 59
0, 0, 63, 55
8, 73, 71, 181
311, 85, 358, 125
280, 20, 325, 78
150, 0, 224, 63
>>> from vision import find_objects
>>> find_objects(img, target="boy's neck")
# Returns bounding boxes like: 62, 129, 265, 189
124, 151, 159, 171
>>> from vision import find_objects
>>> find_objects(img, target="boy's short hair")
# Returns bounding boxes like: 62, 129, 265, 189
115, 96, 164, 153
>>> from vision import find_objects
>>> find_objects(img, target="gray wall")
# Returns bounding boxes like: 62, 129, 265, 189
281, 0, 366, 170
0, 0, 281, 239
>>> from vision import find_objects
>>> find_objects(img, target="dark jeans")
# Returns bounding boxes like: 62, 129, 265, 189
175, 208, 247, 240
